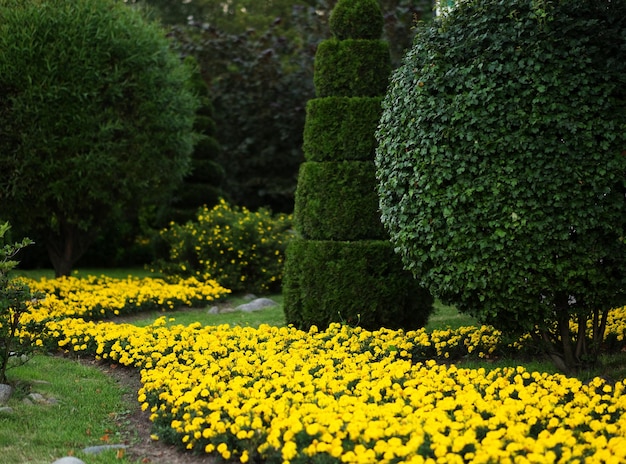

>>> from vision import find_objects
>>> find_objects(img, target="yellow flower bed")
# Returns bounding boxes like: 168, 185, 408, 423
44, 317, 626, 464
18, 275, 626, 463
23, 275, 230, 321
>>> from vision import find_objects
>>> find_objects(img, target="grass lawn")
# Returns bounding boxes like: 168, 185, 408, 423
1, 356, 142, 464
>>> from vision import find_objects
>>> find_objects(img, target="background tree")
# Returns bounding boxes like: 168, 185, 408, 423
0, 0, 198, 276
283, 0, 434, 331
142, 0, 434, 213
167, 57, 225, 224
375, 0, 626, 372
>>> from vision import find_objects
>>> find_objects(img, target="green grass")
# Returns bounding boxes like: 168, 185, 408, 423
129, 294, 287, 328
425, 300, 477, 331
1, 356, 142, 464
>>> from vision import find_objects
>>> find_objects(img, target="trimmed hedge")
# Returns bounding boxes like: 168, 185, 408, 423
293, 161, 385, 240
314, 40, 391, 98
329, 0, 384, 40
303, 97, 383, 162
283, 0, 434, 331
283, 239, 434, 331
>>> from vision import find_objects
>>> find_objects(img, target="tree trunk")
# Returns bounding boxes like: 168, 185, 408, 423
555, 294, 577, 374
45, 220, 93, 277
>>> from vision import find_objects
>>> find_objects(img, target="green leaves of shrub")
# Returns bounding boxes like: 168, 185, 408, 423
375, 0, 626, 369
155, 200, 293, 294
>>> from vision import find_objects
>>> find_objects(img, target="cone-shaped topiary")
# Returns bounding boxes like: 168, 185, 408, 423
283, 0, 434, 331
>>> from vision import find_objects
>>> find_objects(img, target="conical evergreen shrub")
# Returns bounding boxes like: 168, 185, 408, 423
283, 0, 434, 331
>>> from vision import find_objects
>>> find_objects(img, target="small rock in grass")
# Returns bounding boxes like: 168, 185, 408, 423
236, 298, 277, 313
51, 458, 86, 464
0, 406, 14, 414
207, 306, 219, 314
0, 384, 12, 404
82, 444, 128, 455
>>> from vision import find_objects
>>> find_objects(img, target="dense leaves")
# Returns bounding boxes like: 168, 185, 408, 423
0, 0, 197, 276
150, 0, 434, 213
0, 223, 41, 384
375, 0, 626, 371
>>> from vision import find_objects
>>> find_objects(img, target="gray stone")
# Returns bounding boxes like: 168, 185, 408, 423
0, 384, 12, 404
0, 406, 14, 414
23, 392, 59, 406
51, 458, 85, 464
236, 298, 277, 313
28, 392, 47, 404
207, 306, 219, 314
242, 293, 257, 301
82, 444, 128, 455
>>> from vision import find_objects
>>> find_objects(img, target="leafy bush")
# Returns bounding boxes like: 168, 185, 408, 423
329, 0, 383, 40
375, 0, 626, 372
155, 200, 293, 294
0, 223, 43, 384
0, 0, 197, 276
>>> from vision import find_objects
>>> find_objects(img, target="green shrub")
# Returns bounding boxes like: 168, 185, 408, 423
0, 0, 198, 276
284, 0, 434, 331
303, 97, 383, 162
294, 161, 385, 240
154, 200, 293, 294
284, 239, 434, 331
329, 0, 384, 40
314, 40, 391, 98
375, 0, 626, 372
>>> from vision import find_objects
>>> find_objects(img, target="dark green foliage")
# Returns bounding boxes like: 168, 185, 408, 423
329, 0, 384, 40
375, 0, 626, 371
168, 58, 225, 224
0, 0, 197, 276
303, 97, 383, 162
294, 162, 385, 240
170, 22, 312, 213
314, 39, 392, 98
284, 0, 434, 331
284, 240, 433, 331
142, 0, 431, 214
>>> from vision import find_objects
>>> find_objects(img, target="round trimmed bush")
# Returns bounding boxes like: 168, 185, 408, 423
375, 0, 626, 370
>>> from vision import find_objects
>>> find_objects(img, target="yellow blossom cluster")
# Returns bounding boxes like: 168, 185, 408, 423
43, 317, 626, 464
156, 199, 293, 294
22, 275, 230, 322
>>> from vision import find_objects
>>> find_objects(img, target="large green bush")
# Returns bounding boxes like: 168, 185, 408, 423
0, 0, 198, 277
375, 0, 626, 372
155, 200, 293, 294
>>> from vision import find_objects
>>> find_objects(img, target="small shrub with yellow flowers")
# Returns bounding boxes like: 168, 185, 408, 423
155, 199, 293, 294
